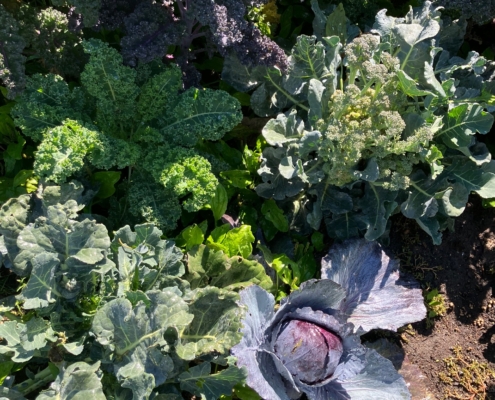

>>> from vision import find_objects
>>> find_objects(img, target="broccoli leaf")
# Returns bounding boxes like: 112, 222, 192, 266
92, 290, 193, 396
179, 363, 247, 400
177, 287, 242, 360
37, 362, 106, 400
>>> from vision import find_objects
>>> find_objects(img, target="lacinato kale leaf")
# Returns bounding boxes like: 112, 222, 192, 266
226, 1, 495, 243
12, 39, 243, 232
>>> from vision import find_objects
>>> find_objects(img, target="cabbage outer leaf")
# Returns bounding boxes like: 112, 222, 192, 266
321, 239, 426, 334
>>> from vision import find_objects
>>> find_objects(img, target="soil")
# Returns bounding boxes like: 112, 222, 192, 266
386, 196, 495, 400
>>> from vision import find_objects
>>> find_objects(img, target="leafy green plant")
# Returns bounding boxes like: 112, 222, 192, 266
224, 1, 495, 244
0, 182, 273, 399
11, 39, 243, 232
0, 2, 84, 99
425, 288, 447, 328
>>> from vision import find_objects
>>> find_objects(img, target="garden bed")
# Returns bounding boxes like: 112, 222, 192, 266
388, 197, 495, 399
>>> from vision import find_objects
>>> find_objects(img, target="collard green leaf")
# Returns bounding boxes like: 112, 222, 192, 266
92, 290, 193, 395
177, 287, 242, 361
37, 362, 105, 400
179, 363, 246, 400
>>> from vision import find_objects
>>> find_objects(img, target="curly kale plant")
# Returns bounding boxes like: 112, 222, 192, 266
224, 1, 495, 243
65, 0, 288, 86
232, 239, 426, 399
0, 182, 272, 399
12, 39, 242, 231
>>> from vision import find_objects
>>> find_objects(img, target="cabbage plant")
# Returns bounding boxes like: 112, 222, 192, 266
232, 239, 427, 399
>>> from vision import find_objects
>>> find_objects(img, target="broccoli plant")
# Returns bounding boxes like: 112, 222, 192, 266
11, 39, 243, 231
0, 182, 272, 399
232, 239, 426, 399
223, 1, 495, 244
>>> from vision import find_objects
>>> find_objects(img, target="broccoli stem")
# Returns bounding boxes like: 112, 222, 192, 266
14, 365, 56, 396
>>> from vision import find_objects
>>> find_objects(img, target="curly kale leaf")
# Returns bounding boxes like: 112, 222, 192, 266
143, 145, 219, 213
34, 120, 100, 184
12, 74, 86, 142
81, 39, 139, 132
0, 4, 26, 99
161, 88, 242, 147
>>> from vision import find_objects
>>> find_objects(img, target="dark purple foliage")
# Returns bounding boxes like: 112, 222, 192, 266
274, 320, 343, 384
74, 0, 288, 85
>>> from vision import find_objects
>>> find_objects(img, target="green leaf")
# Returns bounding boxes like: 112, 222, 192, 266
177, 287, 242, 360
179, 363, 246, 400
0, 318, 57, 363
0, 360, 14, 385
325, 3, 346, 44
206, 225, 255, 258
187, 245, 272, 291
311, 231, 324, 251
162, 88, 243, 147
220, 170, 253, 189
211, 183, 228, 221
92, 290, 192, 396
437, 104, 494, 149
360, 183, 398, 241
92, 171, 121, 199
177, 224, 205, 251
37, 362, 106, 400
261, 199, 289, 232
397, 70, 433, 97
19, 253, 59, 309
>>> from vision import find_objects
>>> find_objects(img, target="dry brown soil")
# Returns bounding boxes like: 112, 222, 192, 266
386, 196, 495, 400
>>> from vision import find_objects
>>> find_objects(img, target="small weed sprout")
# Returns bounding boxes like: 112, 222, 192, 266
425, 288, 447, 328
439, 346, 495, 400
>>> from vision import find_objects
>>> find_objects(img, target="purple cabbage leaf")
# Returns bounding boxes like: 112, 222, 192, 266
231, 239, 426, 400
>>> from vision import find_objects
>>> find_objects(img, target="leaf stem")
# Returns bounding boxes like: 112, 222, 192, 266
14, 365, 56, 396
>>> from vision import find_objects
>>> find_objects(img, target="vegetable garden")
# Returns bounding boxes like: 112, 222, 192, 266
1, 0, 495, 398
